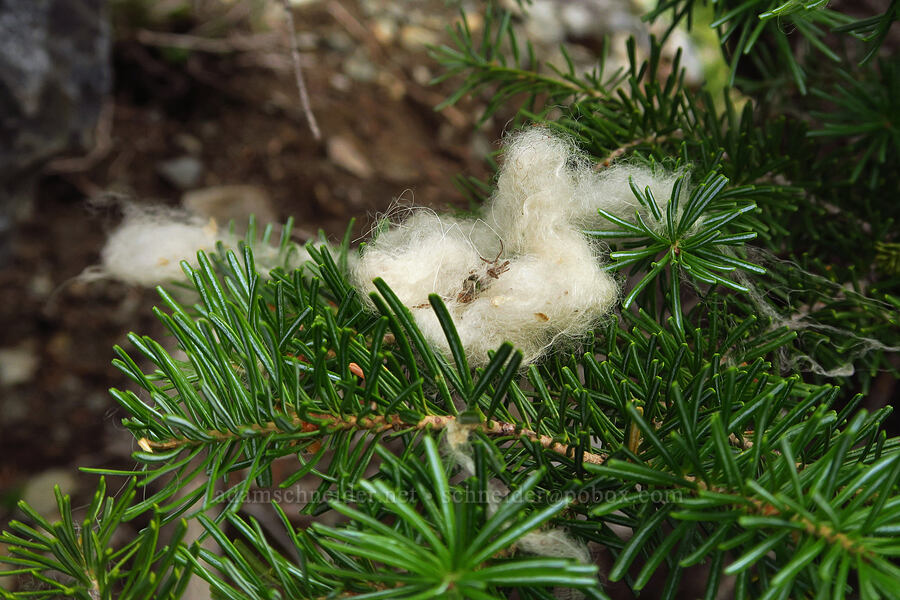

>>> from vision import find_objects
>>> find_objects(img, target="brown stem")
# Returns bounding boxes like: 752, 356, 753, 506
594, 131, 681, 169
134, 29, 279, 54
138, 411, 607, 465
87, 575, 101, 600
691, 479, 871, 559
418, 415, 608, 465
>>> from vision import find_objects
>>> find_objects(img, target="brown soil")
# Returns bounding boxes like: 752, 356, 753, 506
0, 0, 499, 507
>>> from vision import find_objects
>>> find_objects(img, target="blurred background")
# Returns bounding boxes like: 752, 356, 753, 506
0, 0, 708, 572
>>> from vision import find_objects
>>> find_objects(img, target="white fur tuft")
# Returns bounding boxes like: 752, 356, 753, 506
100, 205, 223, 287
442, 421, 593, 599
355, 128, 682, 365
92, 204, 312, 287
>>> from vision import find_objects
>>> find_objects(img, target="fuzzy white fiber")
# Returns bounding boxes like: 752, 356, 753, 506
354, 128, 681, 365
99, 205, 223, 286
516, 527, 592, 566
93, 204, 310, 287
443, 421, 592, 599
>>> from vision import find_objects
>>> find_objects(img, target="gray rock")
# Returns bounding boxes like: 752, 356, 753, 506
329, 73, 352, 92
324, 30, 354, 52
399, 25, 441, 51
0, 344, 38, 387
502, 0, 704, 86
411, 64, 432, 86
343, 49, 378, 83
20, 468, 79, 519
174, 133, 203, 156
371, 17, 398, 44
294, 31, 319, 51
0, 0, 111, 173
157, 155, 205, 190
0, 0, 111, 260
327, 135, 374, 180
182, 185, 278, 229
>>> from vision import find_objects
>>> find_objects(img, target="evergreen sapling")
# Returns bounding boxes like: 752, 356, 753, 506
2, 1, 899, 599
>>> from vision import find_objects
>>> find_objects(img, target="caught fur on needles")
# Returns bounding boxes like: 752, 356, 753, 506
354, 127, 683, 365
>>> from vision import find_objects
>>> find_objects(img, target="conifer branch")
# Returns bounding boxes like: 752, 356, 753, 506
139, 412, 608, 465
594, 131, 681, 169
695, 481, 880, 561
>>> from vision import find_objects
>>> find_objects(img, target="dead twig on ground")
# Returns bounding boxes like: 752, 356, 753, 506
280, 0, 322, 141
135, 30, 280, 54
46, 100, 115, 174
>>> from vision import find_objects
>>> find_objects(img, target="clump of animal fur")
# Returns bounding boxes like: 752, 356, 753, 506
86, 203, 311, 287
353, 128, 682, 365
